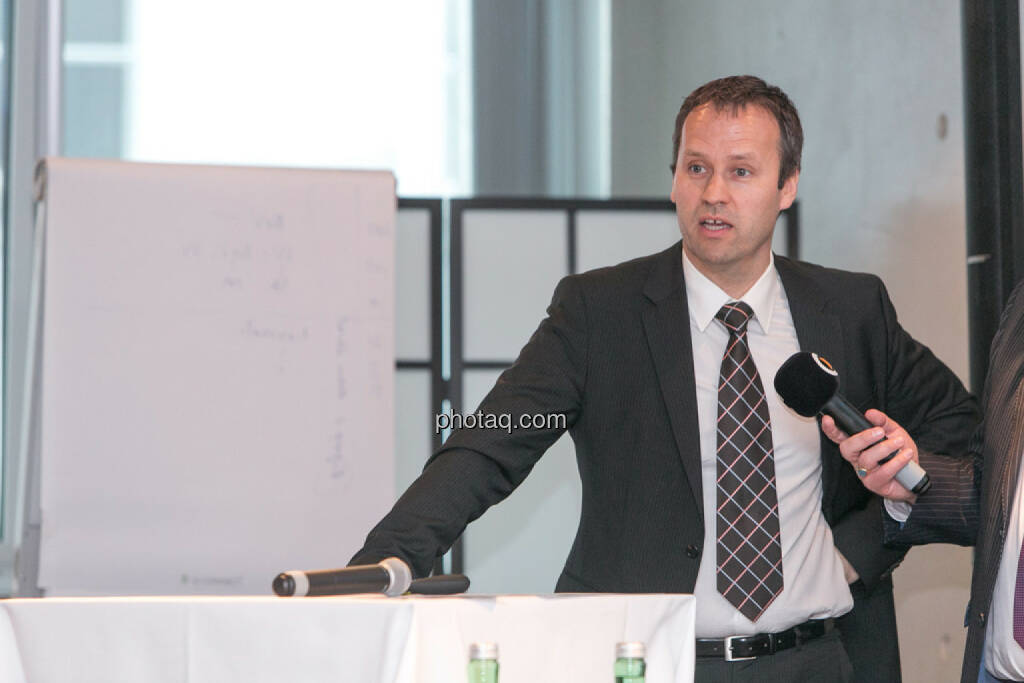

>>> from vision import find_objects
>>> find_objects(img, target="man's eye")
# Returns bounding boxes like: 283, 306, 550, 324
688, 164, 705, 174
735, 168, 750, 177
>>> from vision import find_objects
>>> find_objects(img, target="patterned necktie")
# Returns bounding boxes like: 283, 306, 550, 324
1015, 541, 1024, 647
714, 301, 784, 622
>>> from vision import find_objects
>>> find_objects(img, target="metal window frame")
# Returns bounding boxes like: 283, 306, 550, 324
394, 198, 446, 440
445, 197, 799, 573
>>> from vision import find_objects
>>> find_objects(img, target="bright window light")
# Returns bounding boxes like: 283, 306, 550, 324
120, 0, 471, 195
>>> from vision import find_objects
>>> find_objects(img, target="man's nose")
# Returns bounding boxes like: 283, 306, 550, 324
701, 171, 729, 206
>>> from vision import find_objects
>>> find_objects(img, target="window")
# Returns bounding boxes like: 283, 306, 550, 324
62, 0, 473, 196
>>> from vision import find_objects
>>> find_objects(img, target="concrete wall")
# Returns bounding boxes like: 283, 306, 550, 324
610, 2, 970, 680
472, 0, 610, 195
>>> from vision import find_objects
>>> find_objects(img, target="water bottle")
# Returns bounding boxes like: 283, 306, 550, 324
468, 642, 499, 683
614, 641, 646, 683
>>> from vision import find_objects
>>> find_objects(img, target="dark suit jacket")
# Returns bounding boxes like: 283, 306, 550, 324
354, 243, 977, 676
886, 278, 1024, 683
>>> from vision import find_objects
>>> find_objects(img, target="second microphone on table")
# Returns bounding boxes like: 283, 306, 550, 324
273, 557, 412, 597
774, 351, 931, 495
272, 557, 471, 597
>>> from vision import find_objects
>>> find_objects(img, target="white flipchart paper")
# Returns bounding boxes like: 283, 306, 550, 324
36, 158, 395, 595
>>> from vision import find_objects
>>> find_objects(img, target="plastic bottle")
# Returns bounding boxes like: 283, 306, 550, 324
468, 642, 499, 683
614, 641, 646, 683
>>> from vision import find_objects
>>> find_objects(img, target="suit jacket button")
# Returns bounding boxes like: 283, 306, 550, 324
686, 545, 700, 559
978, 612, 986, 625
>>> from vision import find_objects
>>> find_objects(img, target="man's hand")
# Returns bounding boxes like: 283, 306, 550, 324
836, 550, 860, 584
820, 409, 919, 503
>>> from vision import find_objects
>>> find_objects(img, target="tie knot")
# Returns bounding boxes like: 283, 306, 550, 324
715, 301, 754, 334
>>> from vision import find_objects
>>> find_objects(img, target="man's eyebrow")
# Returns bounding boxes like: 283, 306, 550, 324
681, 150, 759, 161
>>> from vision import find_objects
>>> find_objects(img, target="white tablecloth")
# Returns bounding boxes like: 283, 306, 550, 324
0, 593, 695, 682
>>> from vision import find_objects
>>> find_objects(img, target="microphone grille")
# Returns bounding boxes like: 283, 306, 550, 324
379, 557, 412, 596
773, 351, 840, 417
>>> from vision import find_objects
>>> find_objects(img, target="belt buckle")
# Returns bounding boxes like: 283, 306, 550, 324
723, 635, 756, 662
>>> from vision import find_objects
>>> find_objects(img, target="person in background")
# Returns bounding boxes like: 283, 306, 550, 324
822, 278, 1024, 683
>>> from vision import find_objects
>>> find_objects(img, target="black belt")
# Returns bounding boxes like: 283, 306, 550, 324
695, 618, 834, 661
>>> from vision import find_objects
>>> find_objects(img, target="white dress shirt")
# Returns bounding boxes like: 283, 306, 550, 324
984, 449, 1024, 679
683, 251, 854, 637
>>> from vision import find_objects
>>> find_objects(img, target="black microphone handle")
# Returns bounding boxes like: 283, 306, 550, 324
304, 566, 391, 596
822, 394, 874, 435
407, 574, 471, 595
821, 394, 931, 495
272, 565, 391, 597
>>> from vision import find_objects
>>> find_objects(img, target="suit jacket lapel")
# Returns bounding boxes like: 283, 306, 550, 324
775, 256, 846, 503
998, 381, 1024, 525
991, 326, 1024, 531
642, 242, 704, 516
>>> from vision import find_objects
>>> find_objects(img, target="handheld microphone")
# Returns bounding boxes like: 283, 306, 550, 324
272, 557, 412, 597
774, 351, 931, 495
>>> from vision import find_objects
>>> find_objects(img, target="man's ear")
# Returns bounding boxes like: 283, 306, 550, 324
779, 169, 799, 210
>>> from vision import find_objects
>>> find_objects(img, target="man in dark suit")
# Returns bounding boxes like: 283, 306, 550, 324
822, 278, 1024, 682
353, 76, 978, 681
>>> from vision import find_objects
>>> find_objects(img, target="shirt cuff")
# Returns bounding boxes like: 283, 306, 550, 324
884, 498, 912, 523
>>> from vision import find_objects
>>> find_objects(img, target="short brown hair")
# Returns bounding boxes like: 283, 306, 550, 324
670, 75, 802, 189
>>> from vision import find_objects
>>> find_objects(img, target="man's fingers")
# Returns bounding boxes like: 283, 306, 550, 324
857, 433, 906, 469
820, 415, 849, 444
863, 408, 888, 428
865, 408, 905, 437
836, 425, 886, 462
862, 448, 917, 502
834, 409, 919, 502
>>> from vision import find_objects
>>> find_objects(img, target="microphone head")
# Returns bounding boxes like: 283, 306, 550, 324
774, 351, 840, 417
272, 572, 296, 597
379, 557, 412, 596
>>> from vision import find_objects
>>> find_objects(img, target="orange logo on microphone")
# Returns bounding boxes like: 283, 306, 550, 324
811, 353, 838, 376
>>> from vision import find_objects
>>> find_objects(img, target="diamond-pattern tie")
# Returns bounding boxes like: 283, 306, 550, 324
1014, 540, 1024, 647
714, 301, 784, 622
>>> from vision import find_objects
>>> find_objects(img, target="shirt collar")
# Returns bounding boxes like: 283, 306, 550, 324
681, 250, 779, 335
